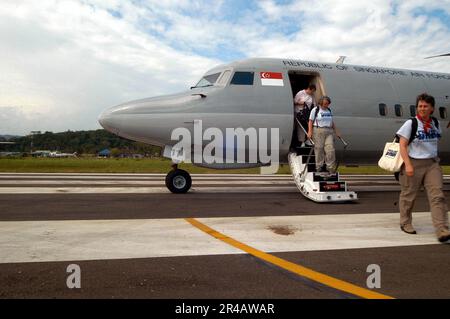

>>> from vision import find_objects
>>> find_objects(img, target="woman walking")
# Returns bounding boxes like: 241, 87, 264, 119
397, 93, 450, 242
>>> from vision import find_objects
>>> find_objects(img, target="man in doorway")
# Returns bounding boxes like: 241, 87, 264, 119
294, 84, 316, 146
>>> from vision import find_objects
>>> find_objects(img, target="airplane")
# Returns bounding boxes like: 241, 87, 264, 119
49, 151, 77, 158
98, 57, 450, 198
31, 150, 77, 158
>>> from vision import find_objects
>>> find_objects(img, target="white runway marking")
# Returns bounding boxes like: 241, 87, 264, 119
0, 173, 291, 179
0, 173, 424, 194
0, 186, 297, 194
197, 213, 445, 253
0, 180, 295, 185
0, 173, 399, 178
0, 173, 448, 194
0, 212, 444, 264
0, 174, 293, 180
0, 219, 239, 264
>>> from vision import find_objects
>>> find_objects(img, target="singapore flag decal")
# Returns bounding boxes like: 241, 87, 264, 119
260, 72, 284, 86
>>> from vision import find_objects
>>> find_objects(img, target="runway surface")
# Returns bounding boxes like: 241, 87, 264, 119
0, 173, 449, 299
1, 173, 448, 193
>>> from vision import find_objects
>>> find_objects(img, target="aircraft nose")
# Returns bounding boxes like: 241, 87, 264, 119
98, 110, 108, 128
98, 108, 115, 133
98, 92, 205, 145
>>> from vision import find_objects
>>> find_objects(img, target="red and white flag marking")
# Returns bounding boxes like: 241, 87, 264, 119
260, 72, 284, 86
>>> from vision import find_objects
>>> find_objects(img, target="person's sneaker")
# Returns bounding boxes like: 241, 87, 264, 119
305, 140, 313, 146
436, 228, 450, 243
400, 224, 417, 234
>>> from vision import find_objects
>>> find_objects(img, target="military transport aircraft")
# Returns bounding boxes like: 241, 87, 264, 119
98, 58, 450, 198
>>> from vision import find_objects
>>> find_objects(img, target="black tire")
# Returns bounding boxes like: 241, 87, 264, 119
165, 169, 192, 194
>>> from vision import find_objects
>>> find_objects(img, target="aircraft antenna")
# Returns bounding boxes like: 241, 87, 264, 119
336, 56, 347, 64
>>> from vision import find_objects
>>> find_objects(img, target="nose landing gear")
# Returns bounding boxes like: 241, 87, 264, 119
165, 164, 192, 194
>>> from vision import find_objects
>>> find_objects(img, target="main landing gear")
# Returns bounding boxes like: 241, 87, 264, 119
165, 164, 192, 194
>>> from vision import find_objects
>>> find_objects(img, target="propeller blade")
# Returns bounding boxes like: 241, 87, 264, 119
425, 53, 450, 59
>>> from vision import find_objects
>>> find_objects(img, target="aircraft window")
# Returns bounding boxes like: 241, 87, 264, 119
439, 107, 447, 119
410, 105, 416, 117
230, 72, 254, 85
217, 70, 231, 86
193, 72, 221, 88
379, 103, 387, 116
395, 104, 403, 117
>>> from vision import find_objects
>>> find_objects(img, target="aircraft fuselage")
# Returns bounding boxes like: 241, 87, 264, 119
99, 58, 450, 167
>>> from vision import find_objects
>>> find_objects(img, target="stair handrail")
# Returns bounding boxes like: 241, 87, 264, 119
295, 118, 315, 181
338, 136, 349, 149
296, 118, 350, 179
295, 117, 315, 147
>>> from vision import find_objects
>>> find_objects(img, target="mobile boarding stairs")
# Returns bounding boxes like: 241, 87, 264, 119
288, 119, 358, 203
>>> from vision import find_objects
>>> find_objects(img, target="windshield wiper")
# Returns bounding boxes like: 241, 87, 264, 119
190, 84, 213, 89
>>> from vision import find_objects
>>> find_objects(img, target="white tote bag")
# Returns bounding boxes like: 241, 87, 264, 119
378, 139, 404, 172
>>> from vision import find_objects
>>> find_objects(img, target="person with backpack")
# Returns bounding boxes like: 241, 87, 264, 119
307, 96, 341, 173
396, 93, 450, 243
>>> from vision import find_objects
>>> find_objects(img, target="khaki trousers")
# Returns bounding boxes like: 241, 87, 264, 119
312, 127, 336, 173
399, 158, 449, 230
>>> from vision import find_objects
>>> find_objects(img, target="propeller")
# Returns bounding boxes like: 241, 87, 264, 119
424, 53, 450, 59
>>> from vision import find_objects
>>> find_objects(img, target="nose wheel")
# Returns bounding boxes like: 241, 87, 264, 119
165, 165, 192, 194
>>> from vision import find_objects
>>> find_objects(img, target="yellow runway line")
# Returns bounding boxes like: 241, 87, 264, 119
185, 218, 394, 300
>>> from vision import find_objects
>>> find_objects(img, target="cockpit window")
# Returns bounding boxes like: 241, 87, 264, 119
193, 72, 221, 88
230, 72, 254, 85
217, 70, 231, 86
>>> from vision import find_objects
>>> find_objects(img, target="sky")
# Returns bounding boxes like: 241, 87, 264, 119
1, 0, 450, 135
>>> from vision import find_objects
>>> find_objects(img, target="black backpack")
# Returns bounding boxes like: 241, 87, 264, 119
297, 104, 315, 125
396, 117, 440, 145
394, 117, 439, 181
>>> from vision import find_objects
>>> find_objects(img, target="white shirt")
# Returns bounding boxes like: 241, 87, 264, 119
309, 107, 333, 128
396, 117, 441, 159
294, 90, 314, 113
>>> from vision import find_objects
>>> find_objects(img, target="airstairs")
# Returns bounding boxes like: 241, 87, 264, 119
289, 120, 358, 203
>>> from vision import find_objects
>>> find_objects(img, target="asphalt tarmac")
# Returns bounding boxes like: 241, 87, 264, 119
0, 173, 449, 299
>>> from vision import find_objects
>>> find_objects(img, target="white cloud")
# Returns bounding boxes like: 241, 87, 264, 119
1, 0, 450, 135
0, 0, 220, 135
243, 0, 450, 70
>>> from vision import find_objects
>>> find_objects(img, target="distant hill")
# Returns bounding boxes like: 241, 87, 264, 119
7, 130, 162, 155
0, 135, 22, 141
